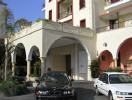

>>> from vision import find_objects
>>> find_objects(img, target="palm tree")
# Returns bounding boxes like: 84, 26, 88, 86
0, 7, 32, 80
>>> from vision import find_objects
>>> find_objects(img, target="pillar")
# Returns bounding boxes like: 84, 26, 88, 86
40, 57, 46, 77
88, 60, 92, 81
74, 44, 79, 80
114, 58, 117, 68
12, 62, 16, 76
26, 59, 32, 81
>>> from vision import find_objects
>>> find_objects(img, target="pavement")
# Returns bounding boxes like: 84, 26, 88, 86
0, 81, 107, 100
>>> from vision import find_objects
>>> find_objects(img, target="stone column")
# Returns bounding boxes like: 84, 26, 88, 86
26, 59, 32, 81
114, 58, 117, 68
88, 60, 92, 81
40, 57, 46, 77
74, 44, 79, 80
12, 62, 16, 76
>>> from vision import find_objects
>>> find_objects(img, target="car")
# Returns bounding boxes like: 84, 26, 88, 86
94, 72, 132, 100
34, 71, 76, 100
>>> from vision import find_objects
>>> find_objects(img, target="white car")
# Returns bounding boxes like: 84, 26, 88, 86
94, 72, 132, 100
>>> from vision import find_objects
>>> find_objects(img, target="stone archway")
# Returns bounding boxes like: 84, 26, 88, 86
45, 37, 91, 80
27, 46, 40, 81
13, 43, 27, 76
99, 50, 114, 72
117, 38, 132, 75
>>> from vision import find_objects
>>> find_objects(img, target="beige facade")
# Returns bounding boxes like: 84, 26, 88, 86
9, 0, 132, 81
10, 21, 96, 81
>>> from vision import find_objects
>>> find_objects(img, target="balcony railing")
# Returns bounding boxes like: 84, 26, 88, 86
96, 19, 132, 33
58, 9, 72, 19
106, 0, 122, 6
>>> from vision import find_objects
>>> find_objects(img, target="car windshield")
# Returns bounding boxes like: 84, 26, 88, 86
41, 72, 69, 84
109, 74, 132, 84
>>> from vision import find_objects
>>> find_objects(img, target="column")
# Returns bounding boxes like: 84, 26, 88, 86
88, 60, 92, 81
26, 59, 32, 81
74, 44, 79, 80
114, 58, 117, 68
12, 62, 16, 76
40, 57, 46, 77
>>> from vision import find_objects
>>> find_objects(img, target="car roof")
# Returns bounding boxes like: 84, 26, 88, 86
103, 72, 128, 75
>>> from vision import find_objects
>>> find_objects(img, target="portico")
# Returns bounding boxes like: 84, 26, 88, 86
9, 20, 96, 81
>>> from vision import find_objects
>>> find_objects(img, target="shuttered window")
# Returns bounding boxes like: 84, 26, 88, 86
80, 0, 85, 9
49, 10, 52, 20
111, 0, 120, 4
80, 19, 86, 28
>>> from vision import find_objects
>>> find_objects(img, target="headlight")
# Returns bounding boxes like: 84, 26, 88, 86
116, 91, 128, 95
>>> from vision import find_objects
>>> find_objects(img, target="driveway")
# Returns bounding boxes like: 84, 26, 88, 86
0, 81, 107, 100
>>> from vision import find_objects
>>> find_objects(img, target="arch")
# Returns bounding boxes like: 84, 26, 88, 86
116, 38, 132, 72
45, 36, 91, 61
99, 50, 114, 72
12, 43, 26, 62
45, 36, 91, 80
28, 45, 40, 60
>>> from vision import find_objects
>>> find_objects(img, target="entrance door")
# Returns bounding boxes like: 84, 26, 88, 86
66, 55, 71, 76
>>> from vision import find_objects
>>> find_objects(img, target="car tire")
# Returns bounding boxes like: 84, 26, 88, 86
72, 92, 77, 100
96, 86, 101, 96
108, 92, 114, 100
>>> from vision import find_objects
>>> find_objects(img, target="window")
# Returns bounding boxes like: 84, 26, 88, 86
80, 0, 85, 9
111, 0, 120, 4
49, 10, 52, 20
109, 19, 118, 29
80, 19, 86, 28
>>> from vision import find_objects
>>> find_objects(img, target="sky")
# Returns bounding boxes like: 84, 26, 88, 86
3, 0, 45, 23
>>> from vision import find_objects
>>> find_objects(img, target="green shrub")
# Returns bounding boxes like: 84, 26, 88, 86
90, 59, 100, 78
0, 78, 29, 96
105, 67, 123, 72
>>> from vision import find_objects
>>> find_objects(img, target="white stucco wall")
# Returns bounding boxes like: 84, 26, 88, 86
97, 26, 132, 59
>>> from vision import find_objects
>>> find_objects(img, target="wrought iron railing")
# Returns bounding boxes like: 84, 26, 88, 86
96, 19, 132, 33
58, 10, 72, 19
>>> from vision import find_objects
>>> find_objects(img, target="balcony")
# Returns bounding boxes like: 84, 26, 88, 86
58, 8, 72, 19
105, 0, 131, 11
96, 19, 132, 33
58, 0, 72, 19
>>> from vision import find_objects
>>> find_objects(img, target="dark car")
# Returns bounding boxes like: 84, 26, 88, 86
34, 71, 76, 100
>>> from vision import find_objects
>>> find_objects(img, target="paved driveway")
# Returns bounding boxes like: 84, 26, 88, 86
0, 81, 107, 100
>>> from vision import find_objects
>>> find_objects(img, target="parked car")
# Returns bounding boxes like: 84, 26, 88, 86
94, 72, 132, 100
34, 71, 76, 100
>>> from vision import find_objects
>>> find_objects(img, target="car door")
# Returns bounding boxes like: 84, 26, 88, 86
101, 74, 109, 96
98, 73, 109, 95
97, 73, 105, 94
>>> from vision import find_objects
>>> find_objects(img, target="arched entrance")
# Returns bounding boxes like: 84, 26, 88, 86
29, 46, 41, 78
117, 38, 132, 75
99, 50, 114, 72
15, 43, 27, 76
45, 37, 89, 80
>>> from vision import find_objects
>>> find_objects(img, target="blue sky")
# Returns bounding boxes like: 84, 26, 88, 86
3, 0, 45, 23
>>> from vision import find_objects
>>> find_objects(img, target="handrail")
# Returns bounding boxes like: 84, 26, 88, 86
96, 19, 132, 33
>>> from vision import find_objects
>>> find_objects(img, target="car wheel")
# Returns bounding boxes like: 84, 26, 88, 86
108, 92, 114, 100
96, 86, 101, 96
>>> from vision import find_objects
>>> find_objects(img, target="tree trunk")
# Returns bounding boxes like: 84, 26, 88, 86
4, 39, 8, 81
